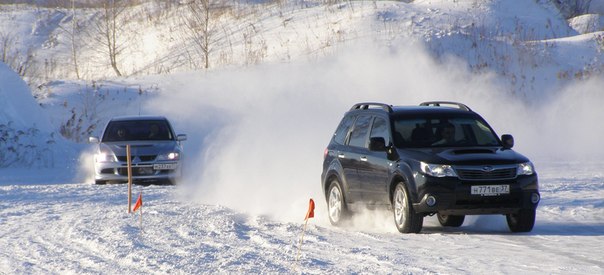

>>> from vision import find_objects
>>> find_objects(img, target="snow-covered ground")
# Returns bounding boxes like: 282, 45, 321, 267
1, 0, 604, 273
1, 160, 603, 273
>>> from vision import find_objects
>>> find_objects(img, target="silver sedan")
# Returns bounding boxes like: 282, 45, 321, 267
89, 116, 187, 185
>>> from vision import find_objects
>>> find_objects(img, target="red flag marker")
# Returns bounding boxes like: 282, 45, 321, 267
132, 193, 142, 212
304, 199, 315, 220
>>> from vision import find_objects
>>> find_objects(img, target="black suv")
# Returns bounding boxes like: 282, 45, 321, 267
321, 101, 539, 233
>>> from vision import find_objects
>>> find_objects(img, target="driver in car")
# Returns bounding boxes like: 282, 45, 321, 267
432, 123, 456, 145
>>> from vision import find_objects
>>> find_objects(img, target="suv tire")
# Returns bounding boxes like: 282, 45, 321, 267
327, 179, 349, 226
506, 209, 536, 232
393, 183, 423, 233
437, 213, 465, 227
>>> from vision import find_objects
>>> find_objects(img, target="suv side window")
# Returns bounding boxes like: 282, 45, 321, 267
333, 115, 355, 145
348, 115, 372, 148
369, 117, 390, 145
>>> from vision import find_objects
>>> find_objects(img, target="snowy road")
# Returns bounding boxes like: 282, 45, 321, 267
1, 161, 603, 274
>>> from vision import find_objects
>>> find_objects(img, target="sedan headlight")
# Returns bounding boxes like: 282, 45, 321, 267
96, 152, 116, 163
157, 152, 180, 161
517, 162, 535, 176
420, 162, 458, 177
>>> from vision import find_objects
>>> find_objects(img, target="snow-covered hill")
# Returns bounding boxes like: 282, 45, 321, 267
1, 0, 603, 92
1, 0, 604, 273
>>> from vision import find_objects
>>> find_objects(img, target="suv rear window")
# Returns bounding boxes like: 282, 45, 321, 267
333, 115, 355, 145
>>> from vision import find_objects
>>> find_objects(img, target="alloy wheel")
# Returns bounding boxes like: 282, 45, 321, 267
328, 184, 342, 223
393, 185, 407, 227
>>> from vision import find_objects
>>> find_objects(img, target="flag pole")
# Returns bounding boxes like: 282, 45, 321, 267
295, 218, 309, 263
139, 190, 143, 232
127, 144, 132, 213
295, 198, 315, 269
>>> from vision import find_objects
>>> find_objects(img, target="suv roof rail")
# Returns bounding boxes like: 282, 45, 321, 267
419, 101, 472, 111
350, 102, 393, 112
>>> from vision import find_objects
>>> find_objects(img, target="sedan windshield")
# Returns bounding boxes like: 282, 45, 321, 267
102, 120, 174, 142
392, 116, 500, 148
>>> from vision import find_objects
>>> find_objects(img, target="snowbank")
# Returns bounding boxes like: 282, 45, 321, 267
0, 62, 78, 169
569, 14, 604, 33
0, 62, 52, 132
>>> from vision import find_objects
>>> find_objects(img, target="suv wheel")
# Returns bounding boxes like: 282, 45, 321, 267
327, 179, 349, 226
437, 213, 465, 227
506, 209, 536, 232
392, 183, 423, 233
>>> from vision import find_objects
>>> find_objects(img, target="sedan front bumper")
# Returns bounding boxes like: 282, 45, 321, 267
94, 161, 181, 183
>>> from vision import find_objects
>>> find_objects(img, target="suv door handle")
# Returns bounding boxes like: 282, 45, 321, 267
360, 156, 368, 162
337, 153, 346, 159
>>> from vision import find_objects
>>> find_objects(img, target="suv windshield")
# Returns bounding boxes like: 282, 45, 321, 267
392, 116, 500, 148
102, 120, 174, 142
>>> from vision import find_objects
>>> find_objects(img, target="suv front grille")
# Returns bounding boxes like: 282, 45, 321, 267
456, 167, 517, 180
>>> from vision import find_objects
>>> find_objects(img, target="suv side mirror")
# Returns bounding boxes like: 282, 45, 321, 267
501, 134, 514, 149
369, 137, 386, 151
88, 136, 100, 143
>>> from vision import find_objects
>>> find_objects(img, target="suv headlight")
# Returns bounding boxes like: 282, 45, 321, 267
420, 162, 458, 177
517, 162, 535, 176
96, 152, 116, 163
157, 152, 180, 161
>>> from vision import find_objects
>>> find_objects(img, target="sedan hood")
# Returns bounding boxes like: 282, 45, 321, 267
399, 147, 530, 165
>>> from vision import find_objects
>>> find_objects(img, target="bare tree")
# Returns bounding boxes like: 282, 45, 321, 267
553, 0, 593, 19
183, 0, 229, 69
93, 0, 127, 76
0, 31, 34, 78
0, 31, 16, 65
70, 0, 80, 79
59, 0, 81, 79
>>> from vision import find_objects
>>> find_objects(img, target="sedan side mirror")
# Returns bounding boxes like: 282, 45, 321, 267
177, 134, 187, 141
88, 136, 100, 143
501, 134, 514, 149
369, 137, 386, 151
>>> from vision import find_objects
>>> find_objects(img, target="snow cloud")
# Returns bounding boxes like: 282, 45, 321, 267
522, 77, 604, 161
146, 39, 604, 226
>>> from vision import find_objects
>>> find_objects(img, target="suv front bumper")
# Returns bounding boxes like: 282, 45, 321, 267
412, 174, 539, 215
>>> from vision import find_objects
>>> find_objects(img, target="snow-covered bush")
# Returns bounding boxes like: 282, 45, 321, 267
0, 122, 55, 168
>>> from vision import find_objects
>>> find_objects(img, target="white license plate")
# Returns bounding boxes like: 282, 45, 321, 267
471, 185, 510, 196
153, 163, 177, 170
